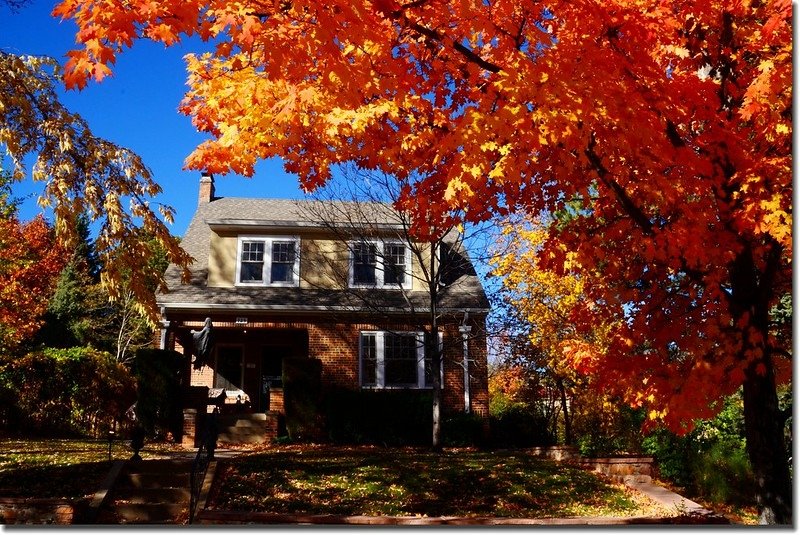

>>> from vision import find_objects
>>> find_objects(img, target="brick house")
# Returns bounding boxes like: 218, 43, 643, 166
157, 174, 490, 445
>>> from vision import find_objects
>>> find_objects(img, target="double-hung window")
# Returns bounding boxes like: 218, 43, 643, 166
352, 241, 378, 285
360, 331, 433, 388
350, 239, 412, 289
236, 236, 300, 286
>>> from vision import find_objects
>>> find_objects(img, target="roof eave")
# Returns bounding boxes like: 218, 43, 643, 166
157, 301, 490, 316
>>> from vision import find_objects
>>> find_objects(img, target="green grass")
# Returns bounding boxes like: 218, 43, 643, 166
210, 445, 669, 519
0, 437, 186, 500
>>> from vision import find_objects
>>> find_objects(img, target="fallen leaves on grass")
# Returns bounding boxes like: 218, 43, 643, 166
209, 445, 666, 519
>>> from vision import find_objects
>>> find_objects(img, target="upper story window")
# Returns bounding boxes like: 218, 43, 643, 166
350, 239, 412, 290
236, 236, 300, 287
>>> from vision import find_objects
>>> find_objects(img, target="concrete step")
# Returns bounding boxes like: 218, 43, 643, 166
222, 419, 266, 428
621, 474, 652, 485
112, 487, 190, 504
217, 412, 268, 424
95, 459, 194, 524
119, 471, 189, 489
124, 459, 192, 473
103, 502, 187, 524
217, 432, 266, 444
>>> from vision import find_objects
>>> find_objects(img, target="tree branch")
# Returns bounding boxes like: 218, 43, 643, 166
584, 131, 654, 235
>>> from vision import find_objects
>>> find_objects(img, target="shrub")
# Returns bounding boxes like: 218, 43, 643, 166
283, 357, 324, 441
323, 388, 432, 446
442, 412, 486, 447
130, 348, 184, 439
572, 403, 645, 456
489, 402, 554, 447
642, 392, 756, 506
0, 347, 136, 436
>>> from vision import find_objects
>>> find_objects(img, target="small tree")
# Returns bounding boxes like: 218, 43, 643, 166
0, 193, 66, 354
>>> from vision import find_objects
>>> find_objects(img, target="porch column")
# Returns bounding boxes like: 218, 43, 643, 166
159, 320, 171, 350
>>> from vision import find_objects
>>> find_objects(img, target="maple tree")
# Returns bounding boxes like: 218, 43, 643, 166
56, 0, 792, 522
0, 52, 191, 322
0, 211, 66, 353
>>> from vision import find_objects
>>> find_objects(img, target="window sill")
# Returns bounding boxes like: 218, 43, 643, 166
360, 385, 434, 390
235, 282, 300, 288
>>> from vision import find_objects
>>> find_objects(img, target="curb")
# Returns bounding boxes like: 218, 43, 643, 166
196, 510, 730, 525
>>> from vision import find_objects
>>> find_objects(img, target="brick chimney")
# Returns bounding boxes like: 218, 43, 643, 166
198, 172, 215, 204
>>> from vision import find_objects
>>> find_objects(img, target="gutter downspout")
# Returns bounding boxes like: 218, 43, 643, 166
459, 320, 473, 414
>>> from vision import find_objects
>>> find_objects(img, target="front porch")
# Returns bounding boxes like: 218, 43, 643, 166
168, 322, 308, 445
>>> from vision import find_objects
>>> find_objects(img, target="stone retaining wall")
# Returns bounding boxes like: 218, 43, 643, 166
529, 446, 580, 461
531, 446, 654, 483
576, 456, 654, 484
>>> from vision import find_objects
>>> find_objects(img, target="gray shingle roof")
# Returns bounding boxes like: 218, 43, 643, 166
157, 197, 490, 314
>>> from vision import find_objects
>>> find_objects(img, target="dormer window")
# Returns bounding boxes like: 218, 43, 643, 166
270, 241, 296, 283
236, 236, 300, 287
352, 242, 377, 285
349, 239, 412, 290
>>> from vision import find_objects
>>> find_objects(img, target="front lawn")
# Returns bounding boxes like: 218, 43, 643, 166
209, 445, 670, 519
0, 437, 186, 500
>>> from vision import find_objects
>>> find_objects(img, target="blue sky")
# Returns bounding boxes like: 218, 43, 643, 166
1, 0, 308, 236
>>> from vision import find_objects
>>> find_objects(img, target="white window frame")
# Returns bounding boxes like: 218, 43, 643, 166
235, 235, 300, 287
349, 239, 413, 290
359, 331, 428, 389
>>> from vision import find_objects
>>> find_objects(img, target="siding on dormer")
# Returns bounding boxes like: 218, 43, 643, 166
206, 229, 431, 291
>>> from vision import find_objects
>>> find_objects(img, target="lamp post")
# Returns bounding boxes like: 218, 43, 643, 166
107, 429, 115, 461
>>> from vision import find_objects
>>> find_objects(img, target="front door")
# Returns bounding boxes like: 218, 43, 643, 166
259, 346, 288, 412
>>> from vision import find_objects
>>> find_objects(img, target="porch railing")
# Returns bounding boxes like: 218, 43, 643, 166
188, 409, 218, 524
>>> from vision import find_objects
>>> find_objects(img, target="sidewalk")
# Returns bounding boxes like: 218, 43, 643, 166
196, 510, 729, 525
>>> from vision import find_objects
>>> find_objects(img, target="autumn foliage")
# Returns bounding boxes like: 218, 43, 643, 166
0, 53, 191, 322
54, 0, 791, 522
0, 215, 66, 352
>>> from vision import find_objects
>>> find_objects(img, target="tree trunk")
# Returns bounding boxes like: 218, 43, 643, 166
556, 376, 572, 445
431, 350, 442, 450
429, 241, 442, 451
742, 357, 792, 525
731, 246, 792, 524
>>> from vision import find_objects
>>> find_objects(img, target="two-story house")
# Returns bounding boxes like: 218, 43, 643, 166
157, 174, 490, 445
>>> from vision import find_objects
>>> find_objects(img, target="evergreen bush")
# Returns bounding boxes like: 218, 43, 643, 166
323, 388, 432, 445
131, 348, 184, 439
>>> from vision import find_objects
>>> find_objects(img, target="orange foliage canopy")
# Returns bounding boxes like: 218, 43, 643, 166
0, 216, 66, 351
54, 0, 791, 430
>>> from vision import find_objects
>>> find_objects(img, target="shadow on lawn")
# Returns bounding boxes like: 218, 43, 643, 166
0, 461, 112, 500
210, 447, 648, 518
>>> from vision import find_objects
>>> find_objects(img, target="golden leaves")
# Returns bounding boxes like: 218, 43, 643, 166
0, 53, 191, 323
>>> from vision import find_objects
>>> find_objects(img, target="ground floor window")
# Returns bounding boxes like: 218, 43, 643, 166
359, 331, 434, 388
